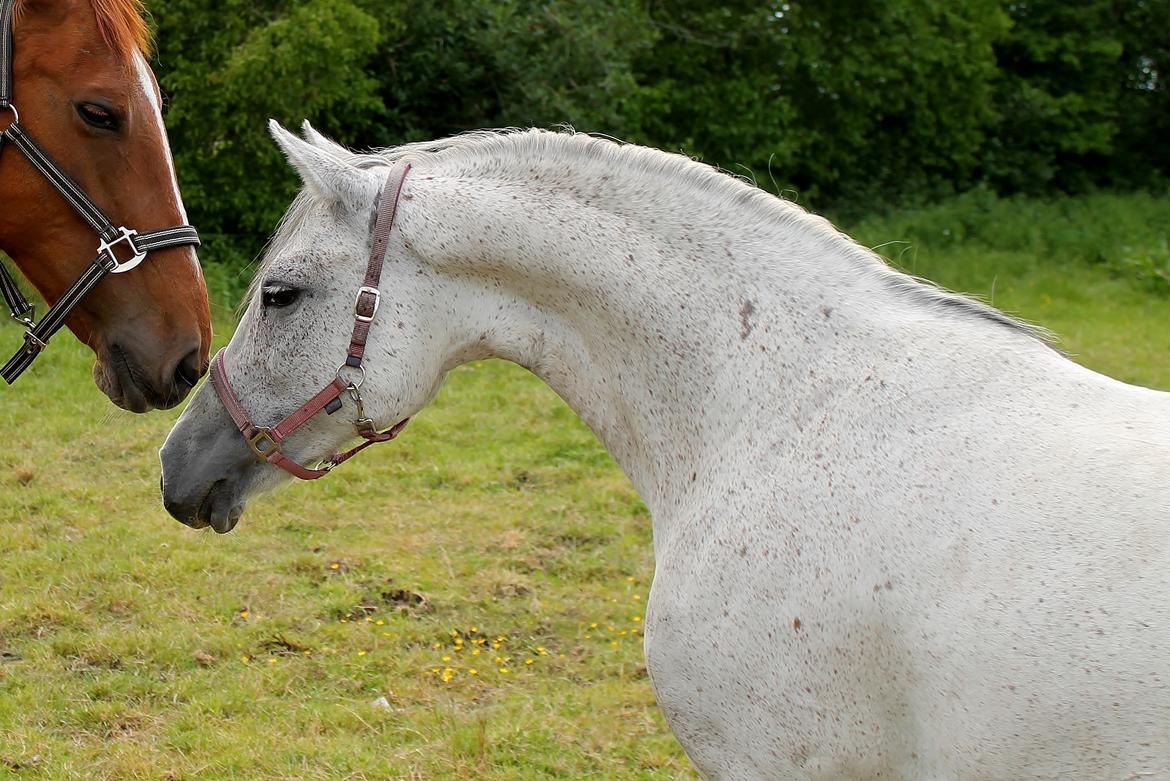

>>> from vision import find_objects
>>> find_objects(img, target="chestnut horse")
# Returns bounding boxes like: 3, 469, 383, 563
0, 0, 210, 411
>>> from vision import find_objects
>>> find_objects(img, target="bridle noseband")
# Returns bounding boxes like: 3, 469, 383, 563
0, 0, 201, 384
210, 164, 413, 480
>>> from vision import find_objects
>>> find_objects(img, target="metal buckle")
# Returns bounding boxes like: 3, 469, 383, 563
246, 427, 280, 460
21, 330, 46, 355
354, 286, 380, 322
101, 227, 147, 274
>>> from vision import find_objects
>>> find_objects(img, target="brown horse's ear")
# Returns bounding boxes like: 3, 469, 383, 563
269, 119, 374, 211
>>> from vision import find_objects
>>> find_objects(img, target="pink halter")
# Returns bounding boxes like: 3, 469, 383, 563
210, 163, 412, 480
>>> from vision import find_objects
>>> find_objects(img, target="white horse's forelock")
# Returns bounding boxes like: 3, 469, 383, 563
258, 127, 1050, 344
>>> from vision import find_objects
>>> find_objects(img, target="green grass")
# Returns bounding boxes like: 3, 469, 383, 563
1, 192, 1169, 780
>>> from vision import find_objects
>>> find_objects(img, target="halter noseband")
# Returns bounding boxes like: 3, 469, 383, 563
0, 0, 201, 383
210, 163, 413, 480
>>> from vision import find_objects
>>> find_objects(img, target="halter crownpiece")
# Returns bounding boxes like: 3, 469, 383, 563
211, 163, 413, 480
0, 0, 201, 383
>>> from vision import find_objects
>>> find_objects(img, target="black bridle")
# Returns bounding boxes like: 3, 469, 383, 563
0, 0, 201, 384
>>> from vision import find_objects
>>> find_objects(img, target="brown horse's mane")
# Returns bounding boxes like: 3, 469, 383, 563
14, 0, 152, 59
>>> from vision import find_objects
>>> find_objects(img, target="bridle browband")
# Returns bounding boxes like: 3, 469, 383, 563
0, 0, 201, 383
210, 163, 413, 480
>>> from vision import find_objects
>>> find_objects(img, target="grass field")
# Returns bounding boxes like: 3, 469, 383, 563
1, 192, 1168, 780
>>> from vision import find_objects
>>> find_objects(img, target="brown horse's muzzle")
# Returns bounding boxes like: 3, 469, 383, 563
94, 331, 205, 412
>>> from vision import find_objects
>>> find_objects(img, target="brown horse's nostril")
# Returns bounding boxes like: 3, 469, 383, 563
174, 348, 205, 390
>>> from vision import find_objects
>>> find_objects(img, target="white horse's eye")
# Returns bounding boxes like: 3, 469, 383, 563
261, 285, 300, 309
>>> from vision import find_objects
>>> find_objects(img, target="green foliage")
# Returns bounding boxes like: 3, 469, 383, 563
156, 0, 386, 266
627, 0, 1017, 211
631, 3, 801, 182
775, 0, 1007, 203
376, 0, 652, 139
984, 1, 1125, 191
849, 188, 1170, 266
1114, 0, 1170, 183
146, 0, 1168, 269
1110, 238, 1170, 294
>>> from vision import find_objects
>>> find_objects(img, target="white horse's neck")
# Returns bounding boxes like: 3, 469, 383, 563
393, 134, 1047, 531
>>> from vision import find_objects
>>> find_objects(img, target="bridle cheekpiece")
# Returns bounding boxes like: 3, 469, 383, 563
210, 164, 413, 480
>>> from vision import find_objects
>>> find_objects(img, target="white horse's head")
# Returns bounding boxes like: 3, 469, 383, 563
160, 121, 456, 533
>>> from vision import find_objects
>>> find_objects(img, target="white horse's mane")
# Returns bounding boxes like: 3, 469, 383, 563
264, 128, 1051, 344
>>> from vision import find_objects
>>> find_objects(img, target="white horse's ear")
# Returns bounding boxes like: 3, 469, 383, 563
300, 120, 351, 161
268, 119, 370, 209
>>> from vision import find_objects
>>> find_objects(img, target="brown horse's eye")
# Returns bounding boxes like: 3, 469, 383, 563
76, 102, 120, 131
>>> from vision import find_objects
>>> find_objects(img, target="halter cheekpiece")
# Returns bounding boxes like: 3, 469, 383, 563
210, 163, 413, 480
0, 0, 202, 383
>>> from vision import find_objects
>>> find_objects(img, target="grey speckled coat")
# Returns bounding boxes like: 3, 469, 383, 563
162, 123, 1170, 781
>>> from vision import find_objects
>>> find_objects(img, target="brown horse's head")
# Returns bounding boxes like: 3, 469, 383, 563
0, 0, 211, 411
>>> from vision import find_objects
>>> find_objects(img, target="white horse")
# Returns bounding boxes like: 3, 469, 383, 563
161, 121, 1170, 780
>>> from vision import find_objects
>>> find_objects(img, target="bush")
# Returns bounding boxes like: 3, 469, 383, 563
146, 0, 1169, 272
848, 189, 1170, 292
